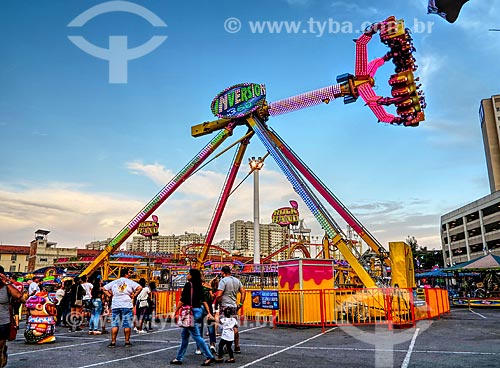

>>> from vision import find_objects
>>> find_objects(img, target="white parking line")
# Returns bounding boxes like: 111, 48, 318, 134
238, 327, 337, 367
9, 340, 104, 355
468, 309, 487, 319
76, 345, 181, 368
401, 328, 420, 368
71, 325, 265, 367
9, 327, 180, 356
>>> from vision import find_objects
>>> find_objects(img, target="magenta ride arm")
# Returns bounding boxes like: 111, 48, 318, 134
268, 84, 343, 116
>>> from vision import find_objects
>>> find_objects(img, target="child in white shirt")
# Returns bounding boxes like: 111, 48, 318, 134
215, 307, 237, 363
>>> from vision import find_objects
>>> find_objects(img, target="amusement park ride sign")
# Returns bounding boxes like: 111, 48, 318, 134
272, 200, 300, 227
211, 82, 266, 119
137, 215, 159, 237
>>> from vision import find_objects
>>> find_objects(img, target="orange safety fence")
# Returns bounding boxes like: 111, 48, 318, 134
240, 287, 448, 329
153, 290, 179, 320
153, 287, 449, 330
417, 288, 450, 320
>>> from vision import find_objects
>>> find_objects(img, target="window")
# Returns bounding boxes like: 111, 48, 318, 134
39, 257, 48, 262
11, 254, 17, 261
9, 266, 16, 272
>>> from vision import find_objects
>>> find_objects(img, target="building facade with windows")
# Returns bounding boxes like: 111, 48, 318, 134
85, 238, 113, 251
125, 232, 206, 254
480, 95, 500, 193
441, 96, 500, 266
0, 245, 30, 273
28, 230, 78, 272
441, 191, 500, 266
230, 220, 288, 259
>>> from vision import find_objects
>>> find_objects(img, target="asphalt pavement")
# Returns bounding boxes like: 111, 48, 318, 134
6, 308, 500, 368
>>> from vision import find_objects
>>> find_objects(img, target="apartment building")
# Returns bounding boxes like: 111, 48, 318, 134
230, 220, 288, 259
441, 191, 500, 266
480, 95, 500, 193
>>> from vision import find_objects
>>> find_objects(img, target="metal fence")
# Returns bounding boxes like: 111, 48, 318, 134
152, 287, 449, 330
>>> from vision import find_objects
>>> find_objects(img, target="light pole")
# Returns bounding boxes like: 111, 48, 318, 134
249, 156, 264, 265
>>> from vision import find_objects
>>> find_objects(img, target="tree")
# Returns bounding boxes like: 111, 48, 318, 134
406, 236, 444, 270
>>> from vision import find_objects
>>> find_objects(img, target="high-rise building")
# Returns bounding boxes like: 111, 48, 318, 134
479, 95, 500, 193
440, 95, 500, 266
230, 220, 288, 259
85, 238, 113, 250
125, 232, 205, 254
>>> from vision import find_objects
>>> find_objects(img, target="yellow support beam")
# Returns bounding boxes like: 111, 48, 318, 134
332, 234, 377, 288
191, 118, 231, 137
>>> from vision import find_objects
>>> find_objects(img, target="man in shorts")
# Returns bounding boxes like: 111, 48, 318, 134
214, 266, 245, 353
102, 268, 142, 347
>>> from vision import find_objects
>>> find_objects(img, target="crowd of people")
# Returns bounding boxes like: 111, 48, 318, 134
50, 271, 157, 337
170, 265, 246, 366
2, 265, 246, 366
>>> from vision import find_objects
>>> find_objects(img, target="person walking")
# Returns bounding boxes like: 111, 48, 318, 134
214, 307, 238, 363
214, 266, 245, 354
81, 275, 93, 327
0, 266, 23, 368
170, 268, 215, 366
133, 278, 149, 334
28, 276, 41, 297
145, 281, 156, 332
69, 276, 85, 332
88, 278, 103, 335
202, 276, 217, 354
102, 268, 142, 347
100, 291, 111, 334
54, 283, 65, 327
60, 280, 73, 328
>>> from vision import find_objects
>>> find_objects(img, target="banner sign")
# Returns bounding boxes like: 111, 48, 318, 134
137, 219, 159, 237
211, 83, 266, 119
413, 288, 427, 307
271, 207, 299, 226
251, 290, 279, 310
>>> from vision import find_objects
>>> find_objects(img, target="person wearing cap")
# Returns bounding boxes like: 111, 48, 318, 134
28, 276, 41, 297
214, 266, 245, 354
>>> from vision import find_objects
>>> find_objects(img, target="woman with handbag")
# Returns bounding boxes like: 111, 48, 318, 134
170, 268, 215, 366
69, 276, 85, 332
0, 266, 23, 368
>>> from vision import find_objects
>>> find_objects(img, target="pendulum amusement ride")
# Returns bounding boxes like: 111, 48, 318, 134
80, 16, 426, 289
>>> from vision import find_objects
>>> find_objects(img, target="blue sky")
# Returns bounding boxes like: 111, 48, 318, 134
1, 0, 499, 250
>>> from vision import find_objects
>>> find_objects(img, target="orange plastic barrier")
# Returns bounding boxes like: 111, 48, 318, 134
240, 287, 448, 329
153, 290, 179, 320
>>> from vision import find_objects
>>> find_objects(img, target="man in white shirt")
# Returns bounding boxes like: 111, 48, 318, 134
103, 268, 142, 348
28, 276, 41, 297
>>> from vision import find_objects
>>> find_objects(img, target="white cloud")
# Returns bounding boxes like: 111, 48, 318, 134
416, 53, 444, 90
0, 184, 142, 246
285, 0, 311, 6
0, 161, 446, 251
329, 1, 379, 17
457, 2, 500, 32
